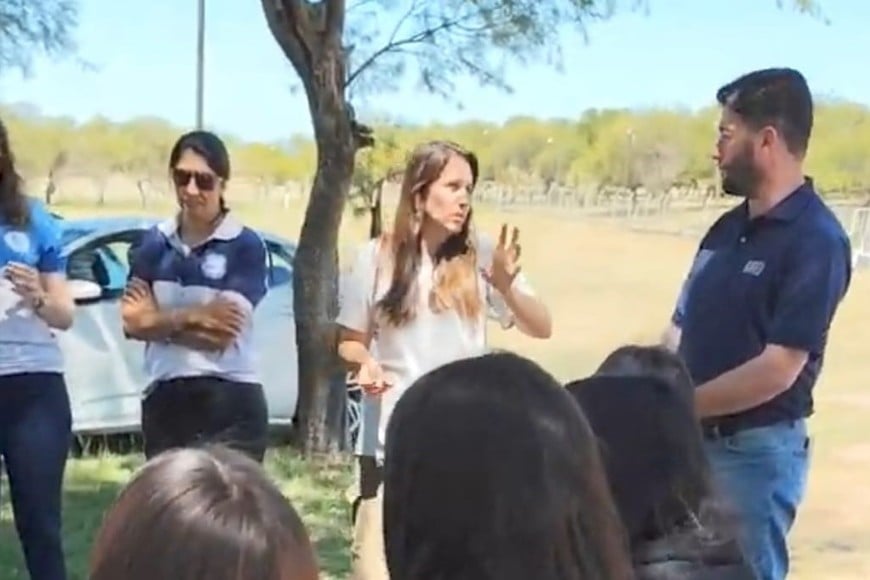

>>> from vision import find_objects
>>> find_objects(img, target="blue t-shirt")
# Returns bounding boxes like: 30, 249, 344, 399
0, 198, 67, 376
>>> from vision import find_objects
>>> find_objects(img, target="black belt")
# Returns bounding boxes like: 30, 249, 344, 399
701, 418, 799, 440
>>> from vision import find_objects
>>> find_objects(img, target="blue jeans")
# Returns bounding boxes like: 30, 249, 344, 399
704, 419, 810, 580
0, 372, 71, 580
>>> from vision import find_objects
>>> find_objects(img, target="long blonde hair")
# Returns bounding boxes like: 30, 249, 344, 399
376, 140, 482, 327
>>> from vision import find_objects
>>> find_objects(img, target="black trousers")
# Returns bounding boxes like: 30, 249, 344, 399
141, 376, 269, 463
0, 372, 71, 580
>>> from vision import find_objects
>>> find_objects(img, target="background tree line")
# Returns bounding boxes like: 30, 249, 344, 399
4, 98, 870, 210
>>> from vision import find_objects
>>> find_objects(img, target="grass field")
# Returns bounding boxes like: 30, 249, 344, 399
1, 198, 868, 579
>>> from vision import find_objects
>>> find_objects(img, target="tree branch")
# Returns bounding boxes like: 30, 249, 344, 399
0, 0, 78, 75
325, 0, 346, 42
260, 0, 316, 78
345, 7, 471, 90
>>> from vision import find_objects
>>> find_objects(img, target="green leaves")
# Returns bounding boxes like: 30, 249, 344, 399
344, 0, 620, 105
0, 0, 79, 77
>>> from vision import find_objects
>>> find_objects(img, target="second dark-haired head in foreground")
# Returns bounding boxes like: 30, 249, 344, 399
89, 445, 319, 580
596, 343, 695, 403
383, 351, 632, 580
566, 374, 755, 579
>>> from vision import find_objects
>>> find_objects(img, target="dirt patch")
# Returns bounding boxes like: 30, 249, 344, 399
834, 443, 870, 463
821, 393, 870, 408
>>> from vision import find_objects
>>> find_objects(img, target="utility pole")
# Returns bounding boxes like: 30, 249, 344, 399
195, 0, 205, 129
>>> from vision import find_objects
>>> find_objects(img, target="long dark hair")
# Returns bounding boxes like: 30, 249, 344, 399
377, 140, 481, 326
384, 351, 633, 580
0, 117, 30, 227
566, 375, 736, 549
89, 445, 318, 580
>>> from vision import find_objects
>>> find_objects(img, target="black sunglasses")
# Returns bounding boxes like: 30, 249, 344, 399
172, 168, 218, 191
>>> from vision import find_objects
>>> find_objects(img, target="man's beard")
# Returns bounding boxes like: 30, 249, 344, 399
720, 145, 762, 198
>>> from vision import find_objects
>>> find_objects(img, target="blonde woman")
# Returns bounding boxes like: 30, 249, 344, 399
336, 140, 552, 579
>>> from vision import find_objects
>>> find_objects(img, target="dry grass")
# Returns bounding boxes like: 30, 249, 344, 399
19, 198, 870, 578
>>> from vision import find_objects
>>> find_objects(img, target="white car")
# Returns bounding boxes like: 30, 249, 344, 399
57, 215, 360, 448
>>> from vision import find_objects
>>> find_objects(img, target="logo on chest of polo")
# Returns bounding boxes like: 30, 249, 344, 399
3, 231, 31, 255
742, 260, 766, 276
200, 252, 227, 280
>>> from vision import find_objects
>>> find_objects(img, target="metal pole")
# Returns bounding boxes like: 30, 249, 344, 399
195, 0, 205, 129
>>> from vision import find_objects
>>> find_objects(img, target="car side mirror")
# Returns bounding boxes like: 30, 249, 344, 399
69, 279, 103, 304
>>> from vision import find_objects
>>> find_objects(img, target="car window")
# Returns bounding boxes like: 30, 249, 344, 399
67, 231, 144, 294
265, 241, 293, 288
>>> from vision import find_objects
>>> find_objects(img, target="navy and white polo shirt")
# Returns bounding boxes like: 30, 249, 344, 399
128, 214, 267, 384
0, 198, 67, 375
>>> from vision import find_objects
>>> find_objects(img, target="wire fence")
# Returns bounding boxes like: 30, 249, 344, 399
37, 174, 870, 269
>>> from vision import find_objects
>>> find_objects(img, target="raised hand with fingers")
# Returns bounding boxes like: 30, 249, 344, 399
482, 224, 522, 294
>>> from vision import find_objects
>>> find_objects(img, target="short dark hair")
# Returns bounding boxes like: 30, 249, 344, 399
716, 67, 813, 156
89, 445, 318, 580
383, 351, 632, 580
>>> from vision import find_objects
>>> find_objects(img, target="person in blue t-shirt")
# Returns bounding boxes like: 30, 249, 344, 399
121, 130, 269, 463
0, 117, 76, 580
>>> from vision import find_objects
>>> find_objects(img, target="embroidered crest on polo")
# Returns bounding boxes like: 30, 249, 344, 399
201, 252, 227, 280
742, 260, 766, 276
3, 231, 30, 254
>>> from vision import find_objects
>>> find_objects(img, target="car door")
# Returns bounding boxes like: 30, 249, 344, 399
59, 229, 148, 435
254, 238, 299, 425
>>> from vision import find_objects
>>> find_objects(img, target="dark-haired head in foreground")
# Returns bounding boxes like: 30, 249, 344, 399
566, 375, 754, 579
384, 351, 632, 580
89, 445, 319, 580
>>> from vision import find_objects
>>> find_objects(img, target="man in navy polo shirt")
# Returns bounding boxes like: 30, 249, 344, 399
663, 68, 852, 580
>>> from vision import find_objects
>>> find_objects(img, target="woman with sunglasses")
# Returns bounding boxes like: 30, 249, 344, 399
0, 117, 75, 580
121, 130, 270, 463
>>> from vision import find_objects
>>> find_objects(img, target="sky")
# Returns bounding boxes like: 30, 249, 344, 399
0, 0, 862, 143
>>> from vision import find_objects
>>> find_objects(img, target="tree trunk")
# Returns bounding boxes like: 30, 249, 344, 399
369, 179, 384, 239
44, 174, 56, 205
293, 68, 357, 457
259, 0, 368, 456
96, 176, 107, 206
136, 178, 148, 208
